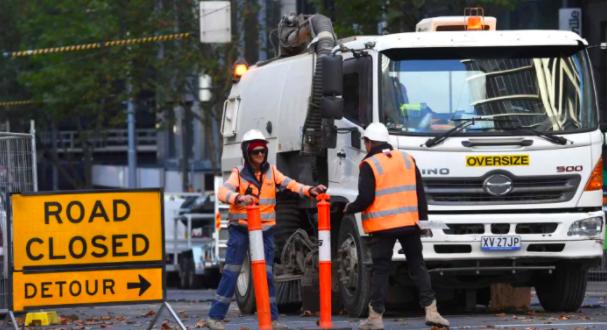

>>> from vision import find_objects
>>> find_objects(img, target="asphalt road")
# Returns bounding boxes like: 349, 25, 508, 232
12, 282, 607, 329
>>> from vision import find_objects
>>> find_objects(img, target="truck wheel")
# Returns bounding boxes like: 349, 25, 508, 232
236, 253, 256, 314
535, 264, 587, 312
178, 257, 191, 289
337, 215, 371, 317
274, 204, 302, 255
203, 269, 221, 289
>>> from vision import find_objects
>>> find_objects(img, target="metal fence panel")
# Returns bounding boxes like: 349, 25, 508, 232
0, 133, 36, 313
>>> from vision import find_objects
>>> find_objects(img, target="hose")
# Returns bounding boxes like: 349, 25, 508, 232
303, 14, 336, 153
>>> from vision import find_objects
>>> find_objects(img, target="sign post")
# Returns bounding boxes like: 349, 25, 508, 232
9, 189, 184, 329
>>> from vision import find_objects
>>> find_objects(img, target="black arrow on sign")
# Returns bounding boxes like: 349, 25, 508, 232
127, 274, 151, 296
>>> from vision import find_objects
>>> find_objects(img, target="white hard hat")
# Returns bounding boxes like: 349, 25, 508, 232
363, 123, 389, 143
242, 129, 267, 143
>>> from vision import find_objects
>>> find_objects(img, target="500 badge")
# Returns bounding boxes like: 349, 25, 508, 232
466, 154, 530, 167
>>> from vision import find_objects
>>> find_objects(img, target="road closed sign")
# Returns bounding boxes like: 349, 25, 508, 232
11, 190, 163, 269
12, 268, 163, 311
10, 189, 165, 312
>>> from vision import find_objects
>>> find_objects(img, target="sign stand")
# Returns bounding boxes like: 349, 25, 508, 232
146, 301, 186, 330
0, 311, 18, 330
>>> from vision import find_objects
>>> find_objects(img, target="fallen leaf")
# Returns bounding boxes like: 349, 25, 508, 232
161, 320, 171, 330
144, 310, 156, 317
195, 319, 206, 328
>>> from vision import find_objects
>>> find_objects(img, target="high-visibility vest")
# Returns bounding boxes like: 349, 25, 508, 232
227, 166, 277, 229
361, 150, 419, 233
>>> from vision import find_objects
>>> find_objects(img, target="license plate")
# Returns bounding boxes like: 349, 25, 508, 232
480, 235, 522, 251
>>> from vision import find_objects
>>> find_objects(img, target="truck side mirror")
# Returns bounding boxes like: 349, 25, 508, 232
320, 55, 343, 119
321, 55, 343, 95
351, 129, 361, 149
320, 96, 343, 119
322, 123, 337, 149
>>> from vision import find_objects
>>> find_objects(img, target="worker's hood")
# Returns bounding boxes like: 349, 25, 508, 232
240, 140, 269, 189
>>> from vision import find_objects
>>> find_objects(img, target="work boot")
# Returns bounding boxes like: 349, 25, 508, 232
358, 304, 384, 330
425, 300, 450, 328
205, 318, 225, 330
272, 320, 289, 330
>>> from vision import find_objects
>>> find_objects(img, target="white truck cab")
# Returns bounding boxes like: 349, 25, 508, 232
219, 13, 605, 315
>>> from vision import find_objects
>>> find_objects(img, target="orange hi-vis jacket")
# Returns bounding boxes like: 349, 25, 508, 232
361, 150, 419, 233
218, 165, 312, 229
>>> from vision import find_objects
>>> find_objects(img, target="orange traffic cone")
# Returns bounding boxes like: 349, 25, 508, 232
247, 205, 272, 330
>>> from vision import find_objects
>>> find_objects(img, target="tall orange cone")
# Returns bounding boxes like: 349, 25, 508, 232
247, 205, 272, 330
303, 194, 351, 330
317, 193, 332, 328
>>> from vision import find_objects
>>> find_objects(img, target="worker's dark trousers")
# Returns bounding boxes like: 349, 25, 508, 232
208, 225, 279, 321
367, 230, 435, 313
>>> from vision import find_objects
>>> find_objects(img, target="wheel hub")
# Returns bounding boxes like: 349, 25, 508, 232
337, 234, 359, 297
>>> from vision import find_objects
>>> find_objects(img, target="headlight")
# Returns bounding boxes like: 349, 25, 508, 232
567, 216, 603, 236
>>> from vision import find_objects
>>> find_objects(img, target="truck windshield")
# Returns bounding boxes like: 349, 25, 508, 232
379, 46, 598, 135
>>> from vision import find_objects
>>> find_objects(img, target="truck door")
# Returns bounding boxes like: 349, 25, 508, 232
329, 55, 373, 195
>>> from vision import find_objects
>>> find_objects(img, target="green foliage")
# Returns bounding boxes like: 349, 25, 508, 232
2, 0, 233, 129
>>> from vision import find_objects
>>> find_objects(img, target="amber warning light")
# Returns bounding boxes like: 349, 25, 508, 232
233, 59, 249, 81
466, 16, 483, 30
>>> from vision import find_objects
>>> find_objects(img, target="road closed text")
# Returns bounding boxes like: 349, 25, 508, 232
25, 233, 149, 261
11, 191, 162, 269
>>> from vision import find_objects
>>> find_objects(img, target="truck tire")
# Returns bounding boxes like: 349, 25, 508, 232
274, 204, 303, 255
178, 257, 192, 289
337, 215, 371, 317
236, 253, 256, 314
535, 264, 587, 312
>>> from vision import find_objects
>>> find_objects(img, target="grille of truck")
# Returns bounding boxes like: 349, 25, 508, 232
424, 174, 580, 205
442, 223, 558, 235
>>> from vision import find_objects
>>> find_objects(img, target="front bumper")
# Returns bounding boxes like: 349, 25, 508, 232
391, 210, 605, 262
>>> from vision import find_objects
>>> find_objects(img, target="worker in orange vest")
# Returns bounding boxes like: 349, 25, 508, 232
344, 123, 449, 329
207, 129, 326, 330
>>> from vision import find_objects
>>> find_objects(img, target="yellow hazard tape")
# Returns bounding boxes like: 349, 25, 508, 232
0, 100, 35, 107
7, 32, 190, 58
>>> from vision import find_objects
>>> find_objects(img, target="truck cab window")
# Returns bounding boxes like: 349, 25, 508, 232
343, 56, 372, 127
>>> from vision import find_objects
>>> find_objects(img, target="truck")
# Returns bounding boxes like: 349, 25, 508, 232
164, 191, 221, 289
217, 11, 606, 315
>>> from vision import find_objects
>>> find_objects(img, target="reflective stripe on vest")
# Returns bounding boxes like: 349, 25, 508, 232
223, 181, 237, 192
362, 150, 419, 233
227, 165, 277, 228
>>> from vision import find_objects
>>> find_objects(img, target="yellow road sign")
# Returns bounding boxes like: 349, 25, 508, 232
11, 190, 163, 270
12, 267, 163, 312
